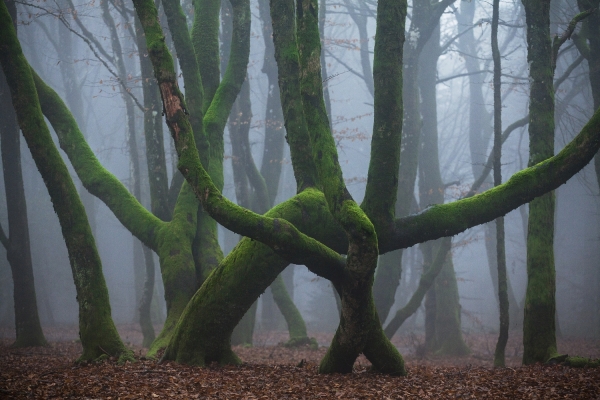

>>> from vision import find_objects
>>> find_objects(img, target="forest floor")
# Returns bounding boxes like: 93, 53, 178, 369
1, 325, 600, 399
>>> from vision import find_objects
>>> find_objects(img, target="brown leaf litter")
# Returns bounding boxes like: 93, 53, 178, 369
1, 329, 599, 399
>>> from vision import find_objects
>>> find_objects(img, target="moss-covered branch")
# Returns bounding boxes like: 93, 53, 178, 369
388, 106, 600, 252
163, 189, 347, 365
32, 71, 163, 251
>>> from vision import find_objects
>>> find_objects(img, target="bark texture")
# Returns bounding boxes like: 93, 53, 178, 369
522, 0, 557, 365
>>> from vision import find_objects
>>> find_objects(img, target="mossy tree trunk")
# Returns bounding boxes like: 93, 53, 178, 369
294, 0, 404, 374
0, 4, 130, 361
519, 1, 592, 364
372, 0, 456, 325
522, 0, 557, 365
0, 4, 46, 346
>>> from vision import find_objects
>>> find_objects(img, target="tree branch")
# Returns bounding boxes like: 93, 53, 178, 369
388, 106, 600, 252
552, 8, 596, 71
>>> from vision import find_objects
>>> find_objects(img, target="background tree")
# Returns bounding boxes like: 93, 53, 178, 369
0, 0, 46, 348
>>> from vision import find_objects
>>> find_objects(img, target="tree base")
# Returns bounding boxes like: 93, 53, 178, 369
282, 336, 318, 350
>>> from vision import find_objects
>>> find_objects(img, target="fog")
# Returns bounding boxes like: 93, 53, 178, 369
1, 0, 599, 350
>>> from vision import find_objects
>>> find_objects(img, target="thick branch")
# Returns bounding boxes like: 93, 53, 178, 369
32, 71, 163, 250
388, 106, 600, 252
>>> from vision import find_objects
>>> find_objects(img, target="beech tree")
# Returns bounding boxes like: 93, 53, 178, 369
2, 0, 600, 375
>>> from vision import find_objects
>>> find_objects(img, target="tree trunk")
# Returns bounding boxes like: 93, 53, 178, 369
491, 0, 509, 367
418, 21, 468, 357
522, 0, 557, 364
0, 9, 46, 346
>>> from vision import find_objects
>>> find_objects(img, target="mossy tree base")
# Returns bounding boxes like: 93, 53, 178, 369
282, 337, 318, 349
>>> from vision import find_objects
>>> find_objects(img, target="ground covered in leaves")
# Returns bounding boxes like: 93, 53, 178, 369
1, 326, 600, 398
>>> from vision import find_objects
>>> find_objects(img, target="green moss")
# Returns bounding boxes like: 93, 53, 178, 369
361, 0, 406, 233
522, 0, 558, 365
160, 189, 345, 366
117, 350, 136, 365
283, 337, 318, 349
390, 104, 600, 251
192, 0, 220, 110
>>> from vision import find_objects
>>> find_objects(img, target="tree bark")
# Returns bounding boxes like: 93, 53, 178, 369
522, 0, 557, 365
0, 5, 46, 346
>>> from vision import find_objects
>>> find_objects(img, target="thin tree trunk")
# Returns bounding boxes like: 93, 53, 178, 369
491, 0, 508, 367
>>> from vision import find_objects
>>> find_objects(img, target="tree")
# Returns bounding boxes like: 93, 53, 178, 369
521, 3, 594, 364
2, 0, 600, 374
0, 0, 46, 348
